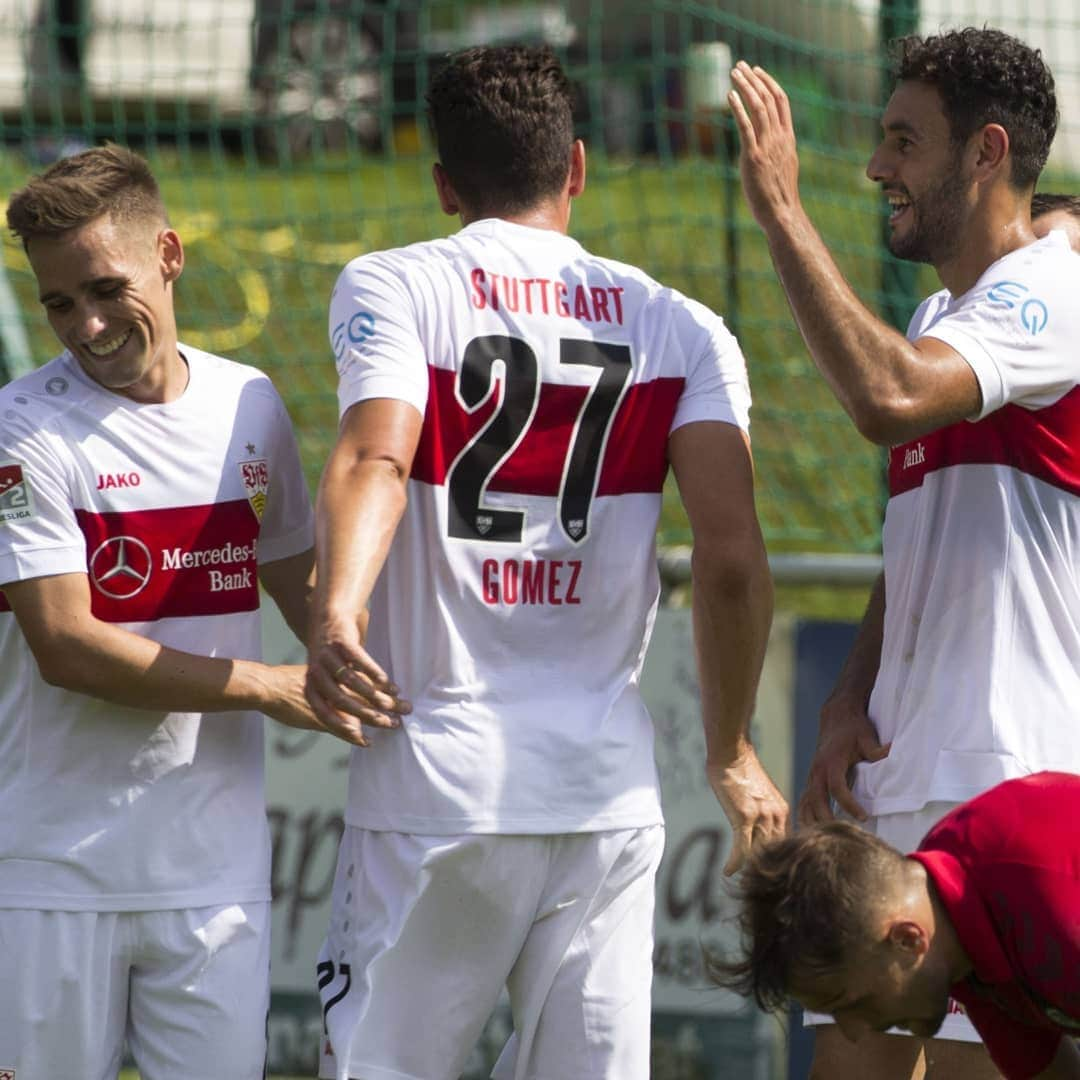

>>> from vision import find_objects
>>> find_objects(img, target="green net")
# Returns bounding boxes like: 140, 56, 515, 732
1, 0, 1076, 557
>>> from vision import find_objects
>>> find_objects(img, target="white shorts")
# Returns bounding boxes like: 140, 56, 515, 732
0, 901, 270, 1080
803, 802, 980, 1043
317, 825, 665, 1080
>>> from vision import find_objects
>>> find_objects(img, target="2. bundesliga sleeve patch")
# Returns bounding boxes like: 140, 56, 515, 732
0, 460, 35, 525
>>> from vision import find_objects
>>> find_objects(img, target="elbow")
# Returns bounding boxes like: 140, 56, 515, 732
336, 449, 412, 490
35, 653, 84, 692
847, 398, 920, 446
690, 535, 772, 601
31, 636, 96, 694
369, 454, 412, 486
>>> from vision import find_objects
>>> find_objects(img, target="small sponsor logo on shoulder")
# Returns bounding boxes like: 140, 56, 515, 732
240, 458, 269, 520
0, 460, 34, 525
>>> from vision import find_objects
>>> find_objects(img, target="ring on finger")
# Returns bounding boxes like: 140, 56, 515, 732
333, 664, 350, 682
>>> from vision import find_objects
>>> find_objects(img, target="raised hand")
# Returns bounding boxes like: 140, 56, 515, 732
727, 61, 804, 232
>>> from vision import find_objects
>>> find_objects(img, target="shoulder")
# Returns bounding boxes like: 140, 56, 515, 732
330, 242, 445, 329
966, 236, 1078, 322
584, 249, 729, 338
181, 345, 289, 419
907, 289, 950, 336
0, 354, 93, 446
336, 237, 453, 288
183, 345, 277, 392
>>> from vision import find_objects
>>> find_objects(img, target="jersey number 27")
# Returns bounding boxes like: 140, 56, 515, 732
447, 334, 632, 545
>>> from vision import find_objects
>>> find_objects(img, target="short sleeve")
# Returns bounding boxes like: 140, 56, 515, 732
329, 253, 430, 419
255, 384, 314, 565
914, 243, 1080, 420
0, 415, 86, 586
669, 296, 751, 434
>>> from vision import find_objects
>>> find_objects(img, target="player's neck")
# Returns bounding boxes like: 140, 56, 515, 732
936, 200, 1037, 297
461, 198, 571, 235
922, 870, 974, 984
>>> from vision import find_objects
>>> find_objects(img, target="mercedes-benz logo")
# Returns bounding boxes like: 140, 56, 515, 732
89, 535, 153, 599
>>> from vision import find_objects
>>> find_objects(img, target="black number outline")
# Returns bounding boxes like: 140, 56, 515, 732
557, 339, 633, 543
317, 959, 352, 1035
446, 335, 540, 543
445, 334, 633, 545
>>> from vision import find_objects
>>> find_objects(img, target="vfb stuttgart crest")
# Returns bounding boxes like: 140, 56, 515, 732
240, 459, 269, 520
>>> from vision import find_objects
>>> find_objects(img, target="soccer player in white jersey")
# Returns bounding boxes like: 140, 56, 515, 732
305, 44, 787, 1080
0, 145, 373, 1080
729, 26, 1078, 1080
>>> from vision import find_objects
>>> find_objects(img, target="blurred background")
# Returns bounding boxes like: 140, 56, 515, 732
0, 1, 1076, 1077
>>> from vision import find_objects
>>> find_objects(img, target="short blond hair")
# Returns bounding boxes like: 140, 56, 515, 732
7, 143, 166, 245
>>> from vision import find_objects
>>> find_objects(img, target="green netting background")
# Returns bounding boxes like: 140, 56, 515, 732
0, 0, 1076, 557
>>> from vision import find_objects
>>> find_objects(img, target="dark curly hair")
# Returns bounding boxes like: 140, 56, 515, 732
892, 27, 1057, 190
706, 823, 906, 1012
426, 44, 576, 218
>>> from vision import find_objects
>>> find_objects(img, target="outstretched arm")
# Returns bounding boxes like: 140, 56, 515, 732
727, 62, 980, 445
669, 419, 787, 875
305, 397, 419, 743
4, 569, 367, 745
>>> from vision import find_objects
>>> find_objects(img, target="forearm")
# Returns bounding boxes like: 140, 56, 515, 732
313, 447, 408, 630
762, 209, 924, 441
35, 619, 277, 713
692, 539, 774, 762
259, 547, 315, 644
827, 572, 885, 709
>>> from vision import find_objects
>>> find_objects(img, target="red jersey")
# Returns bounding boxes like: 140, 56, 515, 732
910, 772, 1080, 1078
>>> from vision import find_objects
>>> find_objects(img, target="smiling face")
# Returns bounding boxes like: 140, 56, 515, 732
792, 933, 954, 1043
866, 80, 973, 267
27, 212, 185, 403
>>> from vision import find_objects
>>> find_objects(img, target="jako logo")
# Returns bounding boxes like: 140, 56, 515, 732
96, 472, 142, 490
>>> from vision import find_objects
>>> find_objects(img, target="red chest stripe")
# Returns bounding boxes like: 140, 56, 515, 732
412, 364, 685, 495
74, 500, 261, 622
889, 386, 1080, 497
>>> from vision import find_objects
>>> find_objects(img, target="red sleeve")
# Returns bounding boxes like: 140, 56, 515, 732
956, 993, 1063, 1078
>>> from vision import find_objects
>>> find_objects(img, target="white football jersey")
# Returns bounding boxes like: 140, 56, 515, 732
0, 347, 314, 909
855, 231, 1080, 815
330, 217, 751, 833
